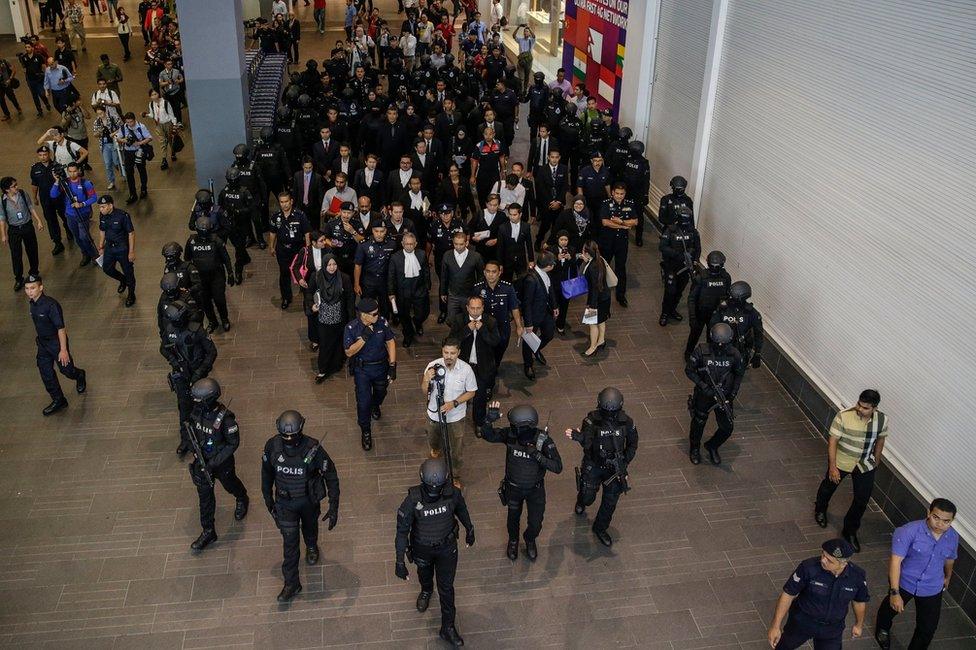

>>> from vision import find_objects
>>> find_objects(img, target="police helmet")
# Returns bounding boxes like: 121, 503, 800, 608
225, 167, 240, 184
164, 300, 189, 324
709, 322, 734, 346
533, 71, 545, 83
445, 53, 455, 66
565, 103, 578, 116
305, 59, 317, 70
549, 87, 562, 101
507, 404, 539, 429
190, 378, 221, 404
706, 251, 727, 269
259, 126, 275, 141
342, 87, 355, 99
232, 143, 250, 159
297, 93, 312, 107
278, 105, 292, 121
194, 189, 213, 205
628, 140, 645, 156
730, 280, 752, 302
597, 387, 624, 413
420, 458, 449, 498
161, 241, 182, 261
676, 206, 694, 228
619, 127, 633, 141
289, 71, 302, 85
285, 85, 301, 103
670, 175, 688, 192
420, 54, 431, 67
194, 216, 214, 234
160, 272, 180, 294
276, 409, 306, 436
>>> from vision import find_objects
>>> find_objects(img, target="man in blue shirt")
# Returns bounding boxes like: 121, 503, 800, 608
26, 274, 87, 416
42, 58, 75, 112
50, 162, 99, 265
114, 111, 152, 204
768, 538, 869, 649
875, 498, 959, 649
471, 260, 524, 367
96, 195, 136, 307
343, 298, 397, 452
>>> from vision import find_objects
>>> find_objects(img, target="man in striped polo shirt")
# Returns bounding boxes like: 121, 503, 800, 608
814, 389, 887, 553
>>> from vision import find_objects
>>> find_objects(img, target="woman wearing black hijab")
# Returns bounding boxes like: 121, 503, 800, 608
548, 195, 592, 252
311, 253, 356, 383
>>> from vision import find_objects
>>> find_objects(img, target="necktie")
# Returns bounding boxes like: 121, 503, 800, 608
303, 174, 310, 204
540, 139, 547, 166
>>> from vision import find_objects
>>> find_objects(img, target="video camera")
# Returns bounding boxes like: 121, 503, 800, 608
243, 17, 268, 29
429, 363, 446, 385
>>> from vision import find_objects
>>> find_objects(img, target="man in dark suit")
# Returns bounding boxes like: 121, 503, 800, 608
467, 193, 504, 261
520, 251, 557, 380
534, 149, 569, 250
527, 124, 560, 172
386, 231, 429, 347
478, 108, 507, 154
435, 97, 461, 149
497, 203, 535, 284
410, 139, 440, 194
311, 126, 339, 177
328, 143, 361, 187
448, 296, 500, 433
375, 106, 409, 172
386, 155, 418, 207
384, 202, 417, 250
352, 153, 385, 208
441, 231, 485, 319
293, 156, 327, 230
420, 124, 446, 174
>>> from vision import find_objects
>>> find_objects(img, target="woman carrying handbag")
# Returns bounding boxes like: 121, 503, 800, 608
580, 240, 612, 356
551, 230, 577, 334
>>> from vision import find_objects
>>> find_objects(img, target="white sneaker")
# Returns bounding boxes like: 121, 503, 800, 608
107, 183, 115, 190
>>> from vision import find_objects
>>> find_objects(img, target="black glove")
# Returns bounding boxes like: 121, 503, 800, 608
465, 527, 475, 546
265, 499, 275, 515
485, 405, 501, 423
388, 362, 397, 381
227, 274, 236, 286
323, 505, 338, 530
531, 449, 544, 463
751, 353, 762, 369
394, 561, 409, 580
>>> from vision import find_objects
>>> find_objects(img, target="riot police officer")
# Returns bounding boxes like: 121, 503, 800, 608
275, 105, 301, 170
343, 298, 397, 451
394, 458, 475, 648
597, 183, 639, 307
185, 216, 235, 332
525, 72, 548, 132
217, 168, 254, 285
620, 140, 651, 246
261, 410, 340, 602
709, 281, 764, 370
556, 103, 582, 184
160, 300, 217, 457
162, 241, 202, 299
658, 175, 694, 229
685, 323, 746, 466
185, 378, 249, 552
658, 206, 701, 326
187, 189, 226, 237
157, 272, 202, 338
684, 251, 731, 359
254, 126, 291, 206
607, 127, 632, 184
566, 387, 638, 547
482, 402, 562, 561
230, 143, 268, 247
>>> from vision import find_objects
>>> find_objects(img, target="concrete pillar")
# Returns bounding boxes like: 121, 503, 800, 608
174, 0, 250, 190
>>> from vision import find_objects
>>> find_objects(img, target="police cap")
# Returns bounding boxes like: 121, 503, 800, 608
97, 195, 113, 205
356, 297, 379, 313
340, 201, 356, 212
821, 538, 855, 560
438, 203, 455, 213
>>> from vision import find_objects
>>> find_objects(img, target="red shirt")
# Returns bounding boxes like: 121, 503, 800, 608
314, 0, 327, 7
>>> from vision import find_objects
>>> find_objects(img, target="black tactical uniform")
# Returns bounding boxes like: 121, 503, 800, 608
395, 459, 474, 648
685, 323, 746, 465
254, 127, 291, 203
275, 107, 301, 170
525, 73, 548, 131
659, 207, 701, 325
261, 410, 340, 602
217, 169, 254, 284
159, 301, 217, 456
185, 379, 249, 552
157, 272, 203, 338
569, 388, 638, 547
162, 241, 203, 300
185, 217, 234, 332
606, 128, 632, 184
620, 140, 651, 246
709, 281, 764, 370
658, 175, 694, 230
684, 251, 732, 359
482, 404, 562, 561
556, 106, 582, 183
230, 144, 268, 247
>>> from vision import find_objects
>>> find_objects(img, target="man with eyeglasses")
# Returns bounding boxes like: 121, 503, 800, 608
874, 498, 959, 649
344, 298, 397, 452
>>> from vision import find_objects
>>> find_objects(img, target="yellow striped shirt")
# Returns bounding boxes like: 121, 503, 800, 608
829, 408, 888, 473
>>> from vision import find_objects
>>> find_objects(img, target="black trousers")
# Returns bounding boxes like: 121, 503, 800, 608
197, 269, 229, 324
494, 326, 511, 368
101, 244, 136, 294
433, 252, 448, 316
7, 223, 39, 282
189, 455, 247, 530
36, 335, 82, 401
414, 540, 459, 632
634, 194, 648, 242
662, 265, 691, 315
684, 308, 718, 358
276, 248, 298, 302
172, 374, 193, 446
121, 149, 148, 197
535, 206, 560, 249
227, 228, 251, 276
396, 290, 430, 343
521, 316, 555, 369
876, 588, 943, 649
814, 467, 876, 536
316, 322, 344, 375
39, 198, 65, 244
470, 366, 496, 429
600, 235, 629, 298
275, 496, 320, 587
506, 482, 546, 542
775, 610, 843, 650
0, 84, 21, 117
575, 461, 624, 533
689, 386, 734, 449
353, 362, 389, 432
119, 33, 132, 59
361, 281, 391, 318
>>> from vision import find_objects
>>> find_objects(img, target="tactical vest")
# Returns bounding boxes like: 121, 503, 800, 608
408, 486, 457, 546
505, 430, 546, 488
190, 404, 229, 460
591, 412, 628, 462
271, 436, 317, 499
187, 237, 220, 272
697, 273, 731, 313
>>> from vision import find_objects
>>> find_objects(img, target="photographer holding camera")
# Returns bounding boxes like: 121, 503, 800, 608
114, 112, 152, 204
421, 337, 477, 489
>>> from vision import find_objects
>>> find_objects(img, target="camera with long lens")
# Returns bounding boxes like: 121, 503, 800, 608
51, 163, 66, 180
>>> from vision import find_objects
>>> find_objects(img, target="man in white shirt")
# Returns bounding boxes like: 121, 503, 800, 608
422, 338, 478, 489
90, 79, 122, 120
321, 172, 358, 223
491, 173, 526, 211
37, 126, 88, 168
400, 31, 418, 70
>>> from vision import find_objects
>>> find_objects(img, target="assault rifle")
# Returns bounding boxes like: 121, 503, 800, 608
704, 366, 736, 421
182, 419, 214, 487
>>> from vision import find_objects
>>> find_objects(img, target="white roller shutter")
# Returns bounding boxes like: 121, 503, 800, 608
646, 0, 715, 203
698, 0, 976, 540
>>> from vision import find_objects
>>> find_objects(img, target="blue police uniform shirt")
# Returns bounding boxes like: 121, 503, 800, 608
30, 294, 66, 339
472, 280, 519, 328
270, 209, 310, 251
598, 198, 637, 241
578, 165, 610, 198
343, 316, 394, 363
783, 557, 869, 624
99, 208, 134, 247
354, 237, 396, 283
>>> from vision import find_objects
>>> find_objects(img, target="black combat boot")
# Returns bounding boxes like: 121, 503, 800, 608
191, 528, 218, 551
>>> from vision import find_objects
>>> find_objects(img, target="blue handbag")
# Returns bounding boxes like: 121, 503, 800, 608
560, 264, 588, 300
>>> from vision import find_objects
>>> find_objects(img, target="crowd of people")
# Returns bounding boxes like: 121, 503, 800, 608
7, 2, 965, 650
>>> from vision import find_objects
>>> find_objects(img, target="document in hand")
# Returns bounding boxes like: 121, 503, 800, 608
521, 330, 542, 352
